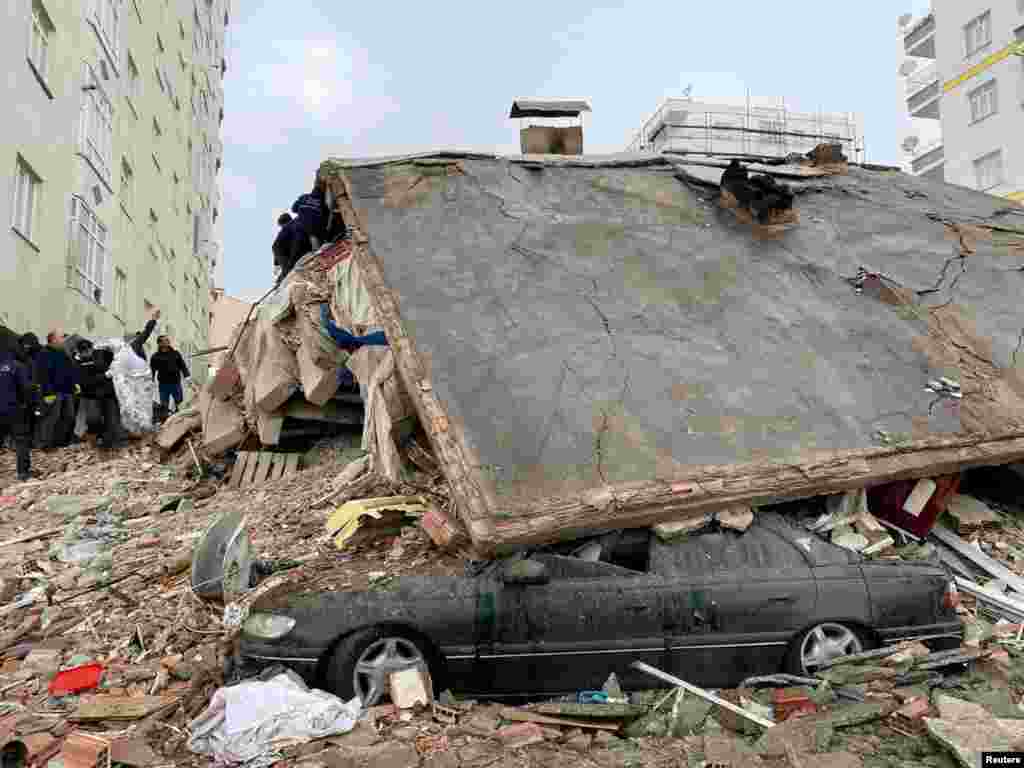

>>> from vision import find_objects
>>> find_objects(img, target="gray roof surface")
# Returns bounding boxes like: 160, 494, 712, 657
340, 155, 1024, 512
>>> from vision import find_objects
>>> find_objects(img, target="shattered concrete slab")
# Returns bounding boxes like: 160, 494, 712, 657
324, 152, 1024, 552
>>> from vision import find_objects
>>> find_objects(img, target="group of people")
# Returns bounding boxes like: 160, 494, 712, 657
0, 309, 193, 482
272, 180, 348, 285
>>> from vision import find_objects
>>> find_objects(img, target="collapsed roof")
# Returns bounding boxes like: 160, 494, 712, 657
318, 151, 1024, 556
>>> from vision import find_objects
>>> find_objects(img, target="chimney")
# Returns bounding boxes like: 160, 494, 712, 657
509, 99, 591, 155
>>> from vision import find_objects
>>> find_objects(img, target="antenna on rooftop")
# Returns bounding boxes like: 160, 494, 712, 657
682, 83, 693, 100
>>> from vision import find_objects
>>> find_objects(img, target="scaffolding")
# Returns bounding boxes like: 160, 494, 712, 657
627, 97, 863, 163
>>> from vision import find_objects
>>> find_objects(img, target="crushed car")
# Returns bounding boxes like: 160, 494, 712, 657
232, 512, 963, 705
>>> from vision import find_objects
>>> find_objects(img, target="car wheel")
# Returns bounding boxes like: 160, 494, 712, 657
325, 627, 433, 706
786, 622, 869, 676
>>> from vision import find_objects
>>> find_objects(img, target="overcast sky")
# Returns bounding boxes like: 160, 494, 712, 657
220, 0, 932, 302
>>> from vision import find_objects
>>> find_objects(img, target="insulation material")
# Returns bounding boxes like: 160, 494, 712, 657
330, 249, 377, 334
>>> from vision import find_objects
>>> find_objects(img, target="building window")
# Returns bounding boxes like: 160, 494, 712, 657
28, 0, 54, 89
119, 157, 133, 214
12, 156, 41, 243
113, 268, 127, 319
964, 11, 992, 57
70, 195, 108, 303
974, 150, 1004, 191
968, 80, 998, 123
79, 63, 113, 183
87, 0, 121, 67
126, 52, 141, 114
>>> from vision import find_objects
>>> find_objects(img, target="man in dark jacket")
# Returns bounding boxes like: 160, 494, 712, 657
291, 180, 328, 247
150, 335, 190, 415
34, 330, 78, 449
18, 333, 43, 447
0, 347, 33, 481
73, 340, 122, 450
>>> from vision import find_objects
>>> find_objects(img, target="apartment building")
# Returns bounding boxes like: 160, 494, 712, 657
898, 0, 1024, 201
1, 0, 229, 383
627, 97, 864, 163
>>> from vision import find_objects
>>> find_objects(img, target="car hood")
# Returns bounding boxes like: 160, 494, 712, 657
243, 575, 480, 654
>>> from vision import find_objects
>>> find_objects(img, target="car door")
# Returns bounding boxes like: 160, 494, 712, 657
487, 555, 669, 696
657, 525, 818, 689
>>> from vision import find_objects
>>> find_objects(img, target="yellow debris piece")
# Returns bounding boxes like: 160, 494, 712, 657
325, 495, 427, 549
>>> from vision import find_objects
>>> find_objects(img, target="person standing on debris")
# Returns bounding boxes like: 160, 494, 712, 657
0, 342, 34, 481
18, 333, 43, 447
126, 308, 161, 361
150, 335, 190, 416
291, 179, 329, 251
73, 339, 123, 451
33, 330, 78, 450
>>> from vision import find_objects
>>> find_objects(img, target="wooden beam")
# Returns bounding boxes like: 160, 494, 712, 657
328, 173, 496, 548
282, 453, 300, 479
486, 434, 1024, 553
271, 453, 288, 482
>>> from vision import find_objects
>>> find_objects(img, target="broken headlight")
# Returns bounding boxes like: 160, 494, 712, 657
243, 613, 296, 639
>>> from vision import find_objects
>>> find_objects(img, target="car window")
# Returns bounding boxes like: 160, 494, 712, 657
531, 553, 644, 580
647, 525, 810, 578
755, 512, 860, 566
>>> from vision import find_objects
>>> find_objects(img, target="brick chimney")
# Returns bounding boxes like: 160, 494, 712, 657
510, 99, 591, 155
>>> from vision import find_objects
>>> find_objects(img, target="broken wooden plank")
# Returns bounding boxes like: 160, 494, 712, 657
0, 526, 62, 549
271, 453, 288, 482
243, 451, 263, 488
282, 453, 300, 478
229, 452, 251, 489
933, 526, 1024, 597
498, 707, 622, 732
630, 661, 774, 729
69, 695, 176, 722
252, 453, 274, 486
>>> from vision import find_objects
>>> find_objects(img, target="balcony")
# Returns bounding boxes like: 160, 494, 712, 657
904, 14, 936, 59
906, 64, 941, 119
911, 142, 944, 175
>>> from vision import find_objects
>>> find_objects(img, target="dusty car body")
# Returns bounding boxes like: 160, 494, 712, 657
236, 513, 961, 703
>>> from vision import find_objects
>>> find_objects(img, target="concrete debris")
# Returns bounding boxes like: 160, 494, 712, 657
925, 695, 1024, 768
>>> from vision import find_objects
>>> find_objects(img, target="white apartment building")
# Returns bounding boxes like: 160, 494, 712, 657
1, 0, 230, 378
627, 97, 864, 163
898, 0, 1024, 201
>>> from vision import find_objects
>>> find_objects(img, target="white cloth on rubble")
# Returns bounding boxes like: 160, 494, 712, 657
106, 340, 155, 433
187, 670, 361, 767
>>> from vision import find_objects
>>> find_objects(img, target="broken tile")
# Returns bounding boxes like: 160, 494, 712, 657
496, 722, 545, 749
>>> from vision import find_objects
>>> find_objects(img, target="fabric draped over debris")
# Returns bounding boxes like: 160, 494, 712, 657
187, 670, 361, 767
